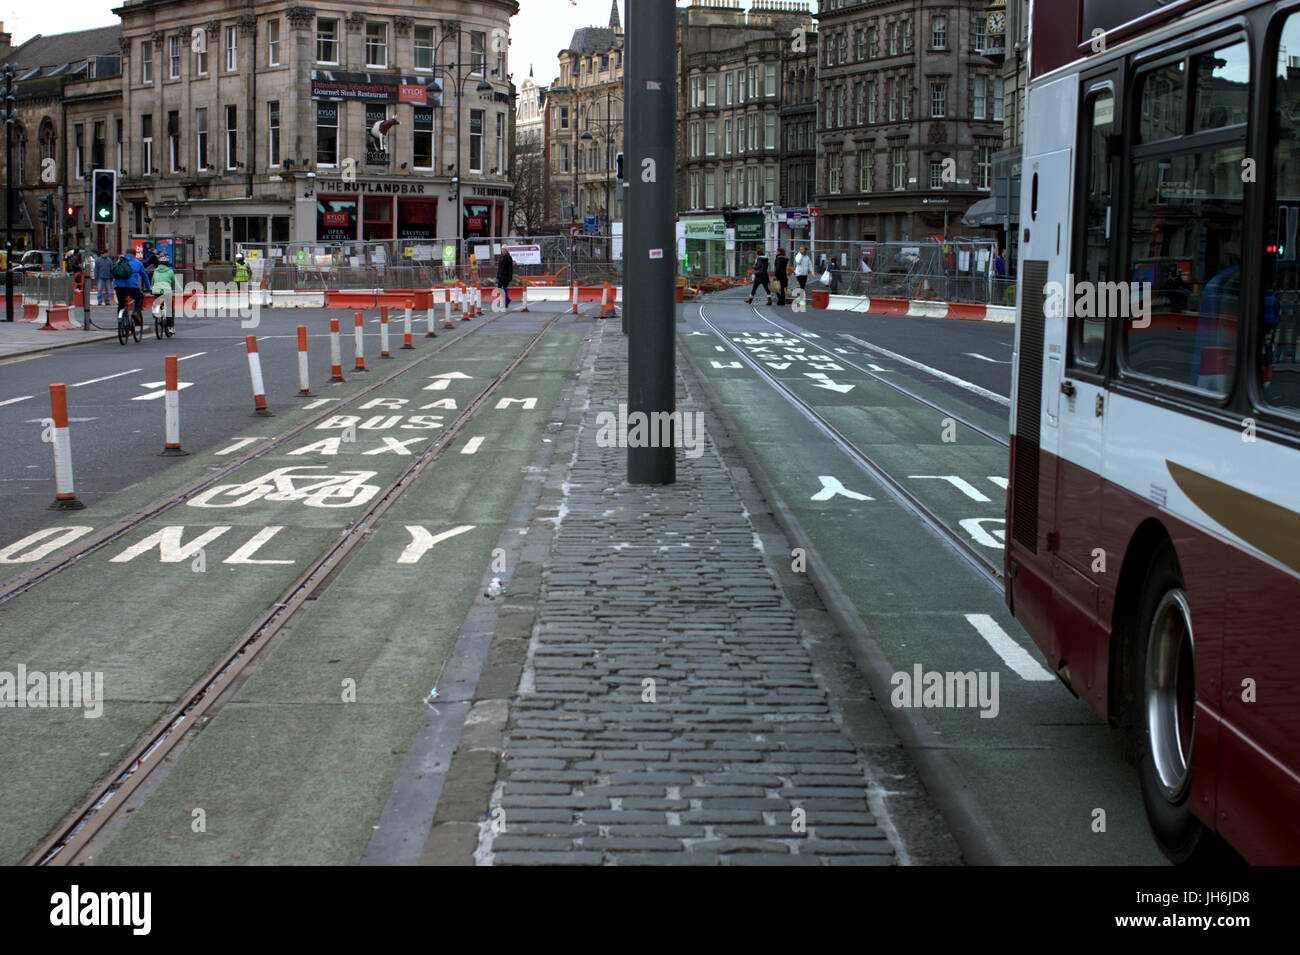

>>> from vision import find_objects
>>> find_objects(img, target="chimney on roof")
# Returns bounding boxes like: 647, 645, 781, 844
610, 1, 621, 32
0, 21, 12, 61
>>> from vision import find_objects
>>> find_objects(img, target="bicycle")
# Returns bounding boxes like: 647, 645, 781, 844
117, 303, 142, 345
153, 296, 174, 339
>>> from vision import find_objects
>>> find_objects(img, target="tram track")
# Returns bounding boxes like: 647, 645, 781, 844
697, 302, 1003, 590
20, 307, 569, 866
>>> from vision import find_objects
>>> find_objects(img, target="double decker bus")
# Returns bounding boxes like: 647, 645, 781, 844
1006, 0, 1300, 863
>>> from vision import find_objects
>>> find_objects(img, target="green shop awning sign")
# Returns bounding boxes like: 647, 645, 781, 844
682, 219, 726, 240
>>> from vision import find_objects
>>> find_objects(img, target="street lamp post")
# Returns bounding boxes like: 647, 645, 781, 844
4, 64, 15, 322
432, 25, 496, 271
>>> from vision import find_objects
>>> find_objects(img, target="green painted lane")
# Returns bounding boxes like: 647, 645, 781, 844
92, 333, 581, 865
681, 326, 1167, 864
0, 319, 563, 865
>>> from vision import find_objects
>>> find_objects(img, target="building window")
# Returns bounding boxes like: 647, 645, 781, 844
317, 102, 337, 166
888, 78, 897, 121
859, 155, 873, 192
365, 22, 387, 68
902, 17, 913, 53
977, 145, 992, 189
765, 165, 776, 202
931, 81, 947, 118
268, 19, 281, 66
469, 109, 484, 173
559, 106, 569, 130
869, 25, 878, 58
931, 15, 947, 49
724, 119, 733, 154
559, 143, 569, 173
74, 124, 85, 178
706, 120, 717, 156
225, 105, 237, 169
992, 76, 1005, 121
413, 107, 433, 168
973, 16, 987, 53
196, 108, 209, 170
725, 71, 733, 105
267, 101, 280, 167
764, 113, 776, 150
706, 74, 717, 106
856, 29, 866, 60
902, 83, 911, 121
689, 122, 699, 158
765, 63, 777, 97
973, 76, 986, 120
704, 171, 716, 208
141, 40, 153, 83
855, 83, 864, 125
496, 112, 505, 174
142, 115, 153, 174
196, 33, 209, 75
169, 35, 180, 79
867, 81, 877, 123
470, 31, 486, 75
889, 22, 899, 56
415, 26, 434, 70
829, 158, 841, 194
166, 113, 179, 173
929, 160, 945, 188
115, 118, 124, 173
225, 26, 237, 71
317, 18, 339, 64
838, 33, 848, 66
892, 146, 907, 189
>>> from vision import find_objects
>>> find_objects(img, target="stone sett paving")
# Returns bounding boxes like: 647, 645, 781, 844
479, 323, 895, 865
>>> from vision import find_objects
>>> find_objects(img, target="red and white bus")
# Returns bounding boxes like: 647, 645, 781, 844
1006, 0, 1300, 863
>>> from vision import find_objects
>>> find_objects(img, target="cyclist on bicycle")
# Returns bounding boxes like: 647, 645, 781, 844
152, 254, 180, 332
113, 251, 149, 326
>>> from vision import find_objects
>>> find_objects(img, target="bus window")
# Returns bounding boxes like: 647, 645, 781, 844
1126, 149, 1244, 395
1074, 90, 1114, 367
1263, 14, 1300, 414
1192, 42, 1250, 132
1139, 61, 1185, 143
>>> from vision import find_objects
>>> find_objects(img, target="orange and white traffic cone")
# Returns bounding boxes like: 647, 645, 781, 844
47, 383, 85, 510
329, 317, 345, 382
246, 335, 273, 416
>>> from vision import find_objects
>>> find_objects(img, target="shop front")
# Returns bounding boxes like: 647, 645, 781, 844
733, 213, 765, 268
680, 217, 726, 277
314, 180, 443, 242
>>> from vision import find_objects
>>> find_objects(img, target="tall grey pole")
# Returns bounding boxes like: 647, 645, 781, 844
4, 65, 14, 322
624, 0, 676, 485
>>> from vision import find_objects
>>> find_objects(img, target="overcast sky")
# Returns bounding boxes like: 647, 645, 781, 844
2, 0, 658, 88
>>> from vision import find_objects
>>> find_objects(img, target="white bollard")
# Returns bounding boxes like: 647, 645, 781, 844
354, 311, 367, 372
380, 306, 391, 358
161, 355, 187, 454
296, 324, 313, 395
246, 335, 272, 416
330, 317, 345, 382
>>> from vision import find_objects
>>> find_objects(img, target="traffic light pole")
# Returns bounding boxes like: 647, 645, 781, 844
624, 1, 676, 485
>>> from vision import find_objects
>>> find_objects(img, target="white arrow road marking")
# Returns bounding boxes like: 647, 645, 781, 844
71, 369, 140, 387
907, 475, 992, 502
765, 362, 792, 370
215, 436, 262, 455
132, 381, 194, 401
711, 361, 742, 369
868, 363, 887, 372
0, 396, 33, 407
834, 348, 849, 354
804, 372, 854, 393
685, 331, 707, 336
987, 476, 1009, 490
844, 335, 1009, 407
363, 436, 423, 456
425, 379, 452, 390
430, 372, 472, 379
397, 524, 476, 564
964, 352, 1011, 364
461, 436, 484, 454
964, 613, 1055, 681
811, 475, 873, 502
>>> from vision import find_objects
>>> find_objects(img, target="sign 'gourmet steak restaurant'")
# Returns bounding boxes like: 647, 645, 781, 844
311, 70, 443, 106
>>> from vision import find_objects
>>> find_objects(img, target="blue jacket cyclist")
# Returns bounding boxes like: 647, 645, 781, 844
113, 253, 149, 319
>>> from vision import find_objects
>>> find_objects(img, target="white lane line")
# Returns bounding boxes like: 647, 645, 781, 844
177, 352, 207, 361
71, 368, 141, 387
0, 396, 33, 407
461, 436, 484, 454
964, 352, 1011, 364
844, 335, 1009, 407
964, 613, 1055, 681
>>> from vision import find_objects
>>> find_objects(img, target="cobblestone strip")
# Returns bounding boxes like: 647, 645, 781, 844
479, 321, 896, 865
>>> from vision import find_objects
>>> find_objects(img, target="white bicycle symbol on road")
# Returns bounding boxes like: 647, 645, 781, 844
188, 466, 382, 509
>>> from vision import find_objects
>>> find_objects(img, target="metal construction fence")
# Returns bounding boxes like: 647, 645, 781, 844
234, 235, 625, 291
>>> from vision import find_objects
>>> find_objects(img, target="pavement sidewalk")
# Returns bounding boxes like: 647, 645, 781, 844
0, 308, 120, 357
421, 317, 947, 865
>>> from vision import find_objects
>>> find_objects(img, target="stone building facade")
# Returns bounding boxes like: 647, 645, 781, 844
0, 26, 123, 254
111, 0, 518, 264
677, 0, 816, 269
545, 2, 624, 232
813, 0, 1003, 245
